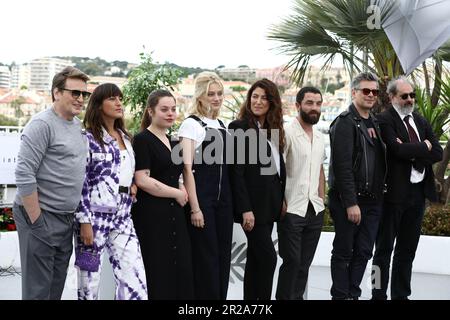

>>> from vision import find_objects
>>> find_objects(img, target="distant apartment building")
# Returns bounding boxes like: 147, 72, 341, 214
29, 57, 73, 91
11, 64, 31, 89
320, 92, 348, 122
256, 66, 292, 88
217, 66, 256, 82
104, 66, 122, 76
281, 87, 299, 116
303, 65, 349, 89
0, 66, 11, 88
334, 85, 350, 103
0, 89, 49, 122
88, 76, 127, 92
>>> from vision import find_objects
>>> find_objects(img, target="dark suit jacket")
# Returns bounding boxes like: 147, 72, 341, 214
377, 107, 443, 203
228, 119, 286, 224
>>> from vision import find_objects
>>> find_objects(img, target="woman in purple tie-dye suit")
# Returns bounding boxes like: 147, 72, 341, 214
74, 83, 147, 300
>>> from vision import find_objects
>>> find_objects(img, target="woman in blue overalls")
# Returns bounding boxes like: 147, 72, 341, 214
178, 72, 233, 300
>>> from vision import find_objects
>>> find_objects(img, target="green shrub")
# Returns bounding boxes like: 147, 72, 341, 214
322, 204, 450, 236
322, 206, 334, 232
421, 204, 450, 236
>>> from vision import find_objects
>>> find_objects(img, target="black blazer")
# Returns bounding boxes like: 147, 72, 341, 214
377, 107, 443, 203
228, 119, 286, 225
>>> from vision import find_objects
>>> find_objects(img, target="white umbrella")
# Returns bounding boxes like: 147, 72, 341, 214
375, 0, 450, 75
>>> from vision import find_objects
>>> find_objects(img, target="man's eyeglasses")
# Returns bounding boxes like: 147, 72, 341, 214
356, 88, 379, 96
61, 88, 91, 100
399, 92, 416, 100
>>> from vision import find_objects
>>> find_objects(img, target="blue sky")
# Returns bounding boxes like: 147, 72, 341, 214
1, 0, 296, 68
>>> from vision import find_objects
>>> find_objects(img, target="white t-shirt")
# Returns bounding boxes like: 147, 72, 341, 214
119, 150, 133, 187
178, 116, 225, 148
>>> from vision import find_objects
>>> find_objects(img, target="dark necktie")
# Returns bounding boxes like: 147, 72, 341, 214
403, 115, 424, 173
403, 115, 419, 143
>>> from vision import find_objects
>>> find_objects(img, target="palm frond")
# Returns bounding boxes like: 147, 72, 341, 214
268, 0, 404, 84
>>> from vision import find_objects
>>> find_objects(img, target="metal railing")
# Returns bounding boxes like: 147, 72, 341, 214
0, 126, 22, 134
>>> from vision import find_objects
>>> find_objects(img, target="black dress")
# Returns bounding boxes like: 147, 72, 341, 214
131, 129, 194, 300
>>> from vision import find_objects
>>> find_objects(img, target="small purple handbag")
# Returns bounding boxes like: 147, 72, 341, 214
75, 245, 101, 272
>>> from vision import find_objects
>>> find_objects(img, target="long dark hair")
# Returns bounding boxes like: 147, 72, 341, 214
237, 78, 285, 151
83, 83, 131, 147
140, 89, 176, 131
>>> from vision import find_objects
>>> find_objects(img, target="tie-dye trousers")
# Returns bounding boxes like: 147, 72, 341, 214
75, 194, 148, 300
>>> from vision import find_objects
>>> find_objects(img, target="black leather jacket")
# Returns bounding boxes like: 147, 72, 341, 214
328, 104, 387, 208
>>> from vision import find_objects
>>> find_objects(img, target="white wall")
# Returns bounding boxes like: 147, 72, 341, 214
0, 134, 20, 185
1, 226, 449, 300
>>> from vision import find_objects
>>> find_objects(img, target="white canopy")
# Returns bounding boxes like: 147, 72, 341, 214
377, 0, 450, 75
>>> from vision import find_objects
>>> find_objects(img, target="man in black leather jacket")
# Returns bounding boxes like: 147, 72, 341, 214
328, 72, 386, 300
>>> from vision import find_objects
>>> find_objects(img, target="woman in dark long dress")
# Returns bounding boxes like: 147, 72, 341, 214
131, 90, 194, 300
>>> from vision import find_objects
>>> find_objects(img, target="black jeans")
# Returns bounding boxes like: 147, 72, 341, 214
329, 194, 382, 299
276, 203, 324, 300
372, 182, 426, 300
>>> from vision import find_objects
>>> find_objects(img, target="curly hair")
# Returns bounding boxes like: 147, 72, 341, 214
237, 78, 285, 151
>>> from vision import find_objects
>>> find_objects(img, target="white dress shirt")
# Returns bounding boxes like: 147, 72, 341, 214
392, 106, 425, 183
283, 119, 326, 217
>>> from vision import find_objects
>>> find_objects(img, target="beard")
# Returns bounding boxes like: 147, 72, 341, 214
393, 102, 414, 116
300, 110, 321, 125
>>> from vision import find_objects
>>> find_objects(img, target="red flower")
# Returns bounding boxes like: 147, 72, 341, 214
6, 223, 16, 231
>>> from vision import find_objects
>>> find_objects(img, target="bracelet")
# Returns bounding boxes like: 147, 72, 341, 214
191, 208, 201, 214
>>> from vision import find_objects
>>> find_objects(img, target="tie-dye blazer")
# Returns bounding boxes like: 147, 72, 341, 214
75, 128, 135, 224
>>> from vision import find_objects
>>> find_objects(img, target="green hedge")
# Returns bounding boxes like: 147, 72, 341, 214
421, 204, 450, 236
322, 204, 450, 236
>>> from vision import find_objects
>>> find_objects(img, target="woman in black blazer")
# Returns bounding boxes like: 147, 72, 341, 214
228, 78, 286, 300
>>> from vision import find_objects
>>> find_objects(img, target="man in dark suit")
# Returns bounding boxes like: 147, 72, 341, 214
372, 76, 443, 300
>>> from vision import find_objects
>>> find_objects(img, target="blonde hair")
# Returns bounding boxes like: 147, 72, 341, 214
189, 71, 224, 119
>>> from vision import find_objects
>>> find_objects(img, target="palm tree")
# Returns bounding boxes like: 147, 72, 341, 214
223, 92, 245, 121
269, 0, 450, 203
269, 1, 399, 88
10, 96, 25, 124
268, 0, 450, 109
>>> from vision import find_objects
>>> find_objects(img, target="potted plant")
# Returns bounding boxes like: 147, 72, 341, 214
0, 207, 16, 231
